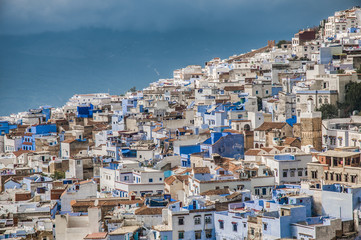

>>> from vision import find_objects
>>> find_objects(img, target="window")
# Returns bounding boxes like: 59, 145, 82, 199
195, 231, 202, 239
232, 223, 238, 232
178, 218, 184, 225
262, 188, 267, 195
178, 231, 184, 239
194, 216, 201, 225
298, 170, 303, 177
290, 170, 295, 177
219, 220, 224, 229
351, 175, 357, 183
283, 170, 288, 178
205, 230, 212, 239
149, 178, 153, 183
255, 189, 260, 195
76, 160, 81, 165
263, 223, 268, 231
159, 178, 162, 181
256, 90, 259, 95
336, 173, 341, 181
205, 215, 212, 224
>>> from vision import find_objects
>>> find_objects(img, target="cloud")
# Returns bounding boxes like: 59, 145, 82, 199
0, 0, 359, 35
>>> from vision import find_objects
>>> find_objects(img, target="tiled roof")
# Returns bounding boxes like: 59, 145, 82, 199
62, 138, 76, 143
244, 149, 262, 156
134, 206, 164, 215
254, 122, 287, 131
164, 175, 189, 185
84, 232, 108, 239
261, 147, 273, 153
12, 150, 32, 157
193, 167, 210, 174
200, 188, 230, 196
283, 137, 298, 145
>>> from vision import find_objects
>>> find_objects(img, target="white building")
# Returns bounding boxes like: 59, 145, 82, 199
60, 180, 97, 212
262, 153, 312, 184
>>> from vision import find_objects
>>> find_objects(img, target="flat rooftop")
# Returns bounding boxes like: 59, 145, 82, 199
318, 150, 360, 158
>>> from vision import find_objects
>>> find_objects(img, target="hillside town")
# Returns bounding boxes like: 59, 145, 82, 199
1, 6, 361, 240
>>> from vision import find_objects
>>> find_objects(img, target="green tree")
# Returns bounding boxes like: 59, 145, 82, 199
338, 81, 361, 116
316, 104, 338, 119
345, 81, 361, 112
276, 40, 289, 48
129, 86, 137, 93
356, 66, 361, 74
51, 171, 65, 180
257, 97, 263, 111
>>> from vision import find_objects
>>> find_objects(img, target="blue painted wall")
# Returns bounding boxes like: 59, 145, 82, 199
0, 121, 17, 136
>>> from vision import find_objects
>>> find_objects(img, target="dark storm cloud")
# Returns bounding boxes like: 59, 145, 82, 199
0, 0, 359, 34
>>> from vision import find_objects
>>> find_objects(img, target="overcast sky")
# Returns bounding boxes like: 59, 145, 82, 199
0, 0, 359, 35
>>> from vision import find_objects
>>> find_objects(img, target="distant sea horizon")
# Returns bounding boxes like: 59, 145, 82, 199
1, 1, 358, 117
1, 28, 286, 116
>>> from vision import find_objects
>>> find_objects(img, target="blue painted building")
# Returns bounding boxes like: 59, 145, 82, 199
272, 86, 283, 96
29, 124, 57, 135
122, 98, 138, 115
77, 104, 101, 118
21, 124, 57, 151
173, 145, 201, 167
0, 121, 17, 136
201, 132, 244, 159
40, 105, 52, 122
319, 184, 361, 220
